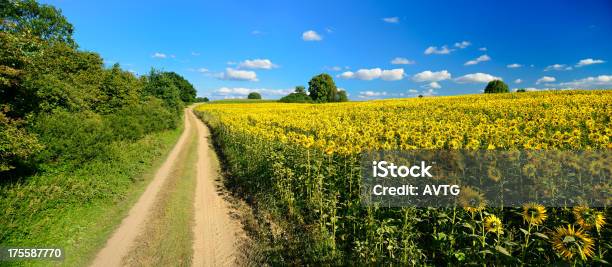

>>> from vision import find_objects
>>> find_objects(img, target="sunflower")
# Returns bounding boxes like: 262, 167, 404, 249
522, 202, 547, 226
551, 224, 595, 261
458, 186, 487, 214
484, 215, 503, 234
573, 205, 606, 231
487, 166, 502, 182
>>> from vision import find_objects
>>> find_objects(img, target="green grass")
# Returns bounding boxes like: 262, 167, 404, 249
123, 120, 198, 266
0, 120, 184, 267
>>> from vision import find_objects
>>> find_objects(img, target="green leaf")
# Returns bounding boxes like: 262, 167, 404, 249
519, 228, 529, 235
563, 236, 576, 243
495, 246, 512, 257
534, 232, 549, 239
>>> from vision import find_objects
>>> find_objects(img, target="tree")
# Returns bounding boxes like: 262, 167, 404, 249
1, 0, 76, 47
247, 92, 262, 99
279, 87, 313, 103
516, 88, 526, 93
336, 90, 348, 102
162, 72, 196, 103
484, 80, 509, 93
144, 70, 182, 114
195, 97, 209, 102
308, 73, 338, 103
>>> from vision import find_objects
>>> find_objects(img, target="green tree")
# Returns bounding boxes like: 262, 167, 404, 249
162, 72, 196, 103
308, 73, 338, 103
1, 0, 76, 47
144, 70, 182, 114
247, 92, 262, 99
0, 111, 43, 171
336, 90, 349, 102
279, 87, 313, 103
516, 88, 526, 92
484, 80, 509, 93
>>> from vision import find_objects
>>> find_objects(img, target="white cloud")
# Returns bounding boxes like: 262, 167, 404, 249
557, 75, 612, 88
381, 69, 405, 81
464, 54, 491, 66
454, 41, 471, 49
428, 82, 441, 89
507, 63, 522, 68
424, 46, 452, 55
412, 70, 451, 82
358, 91, 387, 98
455, 73, 501, 83
238, 59, 278, 69
391, 57, 415, 65
152, 52, 167, 59
214, 87, 293, 98
536, 76, 556, 84
324, 66, 343, 71
302, 30, 322, 41
196, 68, 209, 73
220, 68, 258, 81
355, 68, 382, 80
479, 47, 487, 51
251, 30, 264, 36
544, 64, 572, 71
408, 89, 419, 93
191, 52, 200, 56
575, 58, 605, 67
514, 78, 522, 84
338, 71, 354, 79
339, 68, 404, 81
382, 17, 399, 23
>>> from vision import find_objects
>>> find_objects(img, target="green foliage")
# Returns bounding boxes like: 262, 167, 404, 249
308, 73, 338, 103
516, 88, 526, 93
1, 0, 76, 47
248, 92, 262, 99
0, 110, 42, 171
160, 71, 196, 103
484, 80, 509, 94
336, 90, 349, 102
195, 97, 209, 102
280, 87, 313, 103
143, 70, 183, 114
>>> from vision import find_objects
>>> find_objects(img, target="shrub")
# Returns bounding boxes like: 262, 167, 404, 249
484, 80, 509, 93
516, 88, 526, 92
248, 92, 262, 99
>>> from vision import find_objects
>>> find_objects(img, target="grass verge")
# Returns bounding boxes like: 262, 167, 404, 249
0, 119, 184, 267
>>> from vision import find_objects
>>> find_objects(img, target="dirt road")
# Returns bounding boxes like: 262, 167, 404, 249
90, 108, 243, 267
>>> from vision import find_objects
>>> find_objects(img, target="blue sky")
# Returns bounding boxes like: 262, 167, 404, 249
42, 0, 612, 99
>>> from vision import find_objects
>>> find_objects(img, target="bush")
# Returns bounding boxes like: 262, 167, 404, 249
484, 80, 509, 93
279, 93, 313, 103
248, 92, 262, 99
32, 110, 112, 164
516, 88, 526, 93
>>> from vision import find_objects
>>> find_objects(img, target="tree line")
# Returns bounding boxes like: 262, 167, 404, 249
0, 0, 196, 177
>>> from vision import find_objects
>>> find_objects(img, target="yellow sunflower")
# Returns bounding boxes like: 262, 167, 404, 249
484, 215, 503, 234
458, 186, 487, 214
573, 205, 606, 231
551, 224, 595, 261
522, 202, 547, 226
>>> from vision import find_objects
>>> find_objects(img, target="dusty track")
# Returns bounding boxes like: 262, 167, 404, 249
90, 108, 243, 267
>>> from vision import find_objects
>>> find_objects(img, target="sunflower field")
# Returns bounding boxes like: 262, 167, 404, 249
194, 90, 611, 265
